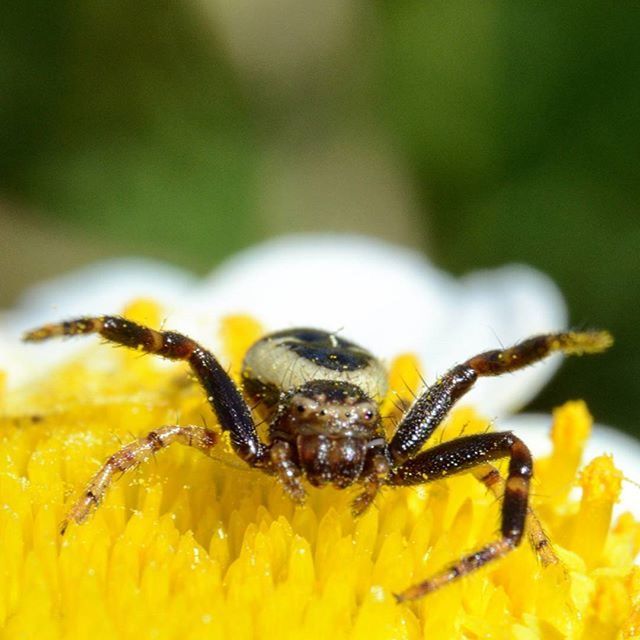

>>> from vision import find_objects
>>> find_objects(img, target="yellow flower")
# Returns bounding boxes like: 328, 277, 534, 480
0, 302, 638, 640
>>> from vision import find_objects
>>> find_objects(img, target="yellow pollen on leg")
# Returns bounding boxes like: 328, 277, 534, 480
562, 330, 614, 355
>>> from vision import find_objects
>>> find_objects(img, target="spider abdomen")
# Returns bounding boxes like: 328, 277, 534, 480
241, 328, 388, 405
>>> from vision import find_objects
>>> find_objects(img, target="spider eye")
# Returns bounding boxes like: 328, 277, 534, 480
296, 405, 306, 413
364, 410, 373, 420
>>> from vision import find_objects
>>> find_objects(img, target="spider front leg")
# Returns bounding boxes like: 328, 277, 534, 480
60, 424, 218, 534
388, 330, 612, 463
24, 316, 269, 465
387, 431, 533, 601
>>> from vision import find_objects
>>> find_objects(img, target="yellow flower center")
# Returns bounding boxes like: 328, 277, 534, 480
0, 301, 637, 639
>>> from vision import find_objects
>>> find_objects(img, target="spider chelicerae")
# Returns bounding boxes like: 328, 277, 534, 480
24, 317, 612, 601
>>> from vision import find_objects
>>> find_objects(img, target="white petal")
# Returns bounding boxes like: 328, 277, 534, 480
13, 257, 195, 321
0, 258, 196, 388
446, 265, 567, 415
182, 234, 567, 415
1, 234, 569, 417
506, 413, 640, 518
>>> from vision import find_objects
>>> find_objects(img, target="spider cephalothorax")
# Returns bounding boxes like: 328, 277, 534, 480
268, 379, 385, 489
24, 316, 612, 601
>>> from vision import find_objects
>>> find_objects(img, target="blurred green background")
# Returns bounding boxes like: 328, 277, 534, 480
1, 2, 638, 434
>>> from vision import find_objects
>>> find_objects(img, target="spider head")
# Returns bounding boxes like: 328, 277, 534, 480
274, 380, 383, 487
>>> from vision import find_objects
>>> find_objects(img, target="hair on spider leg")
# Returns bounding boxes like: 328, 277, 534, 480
456, 421, 471, 438
251, 415, 269, 432
483, 419, 498, 434
364, 484, 389, 513
571, 319, 592, 334
378, 414, 400, 443
415, 371, 429, 396
390, 398, 409, 415
434, 422, 450, 446
399, 377, 419, 402
198, 412, 212, 431
132, 349, 155, 361
525, 487, 555, 503
437, 418, 500, 444
193, 412, 254, 474
487, 325, 506, 350
622, 475, 640, 492
480, 479, 549, 515
390, 388, 412, 411
171, 408, 184, 425
436, 413, 494, 443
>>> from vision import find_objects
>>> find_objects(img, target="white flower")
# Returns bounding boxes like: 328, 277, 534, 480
1, 233, 638, 514
180, 234, 566, 416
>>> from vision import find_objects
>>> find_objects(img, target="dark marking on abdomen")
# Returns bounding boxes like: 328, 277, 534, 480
269, 328, 373, 372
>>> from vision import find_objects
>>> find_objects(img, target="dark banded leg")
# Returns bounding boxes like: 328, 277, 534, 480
389, 330, 612, 463
24, 316, 268, 464
472, 463, 557, 566
386, 431, 533, 601
60, 424, 218, 534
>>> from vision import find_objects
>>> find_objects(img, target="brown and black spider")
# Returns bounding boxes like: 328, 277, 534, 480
24, 317, 612, 601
